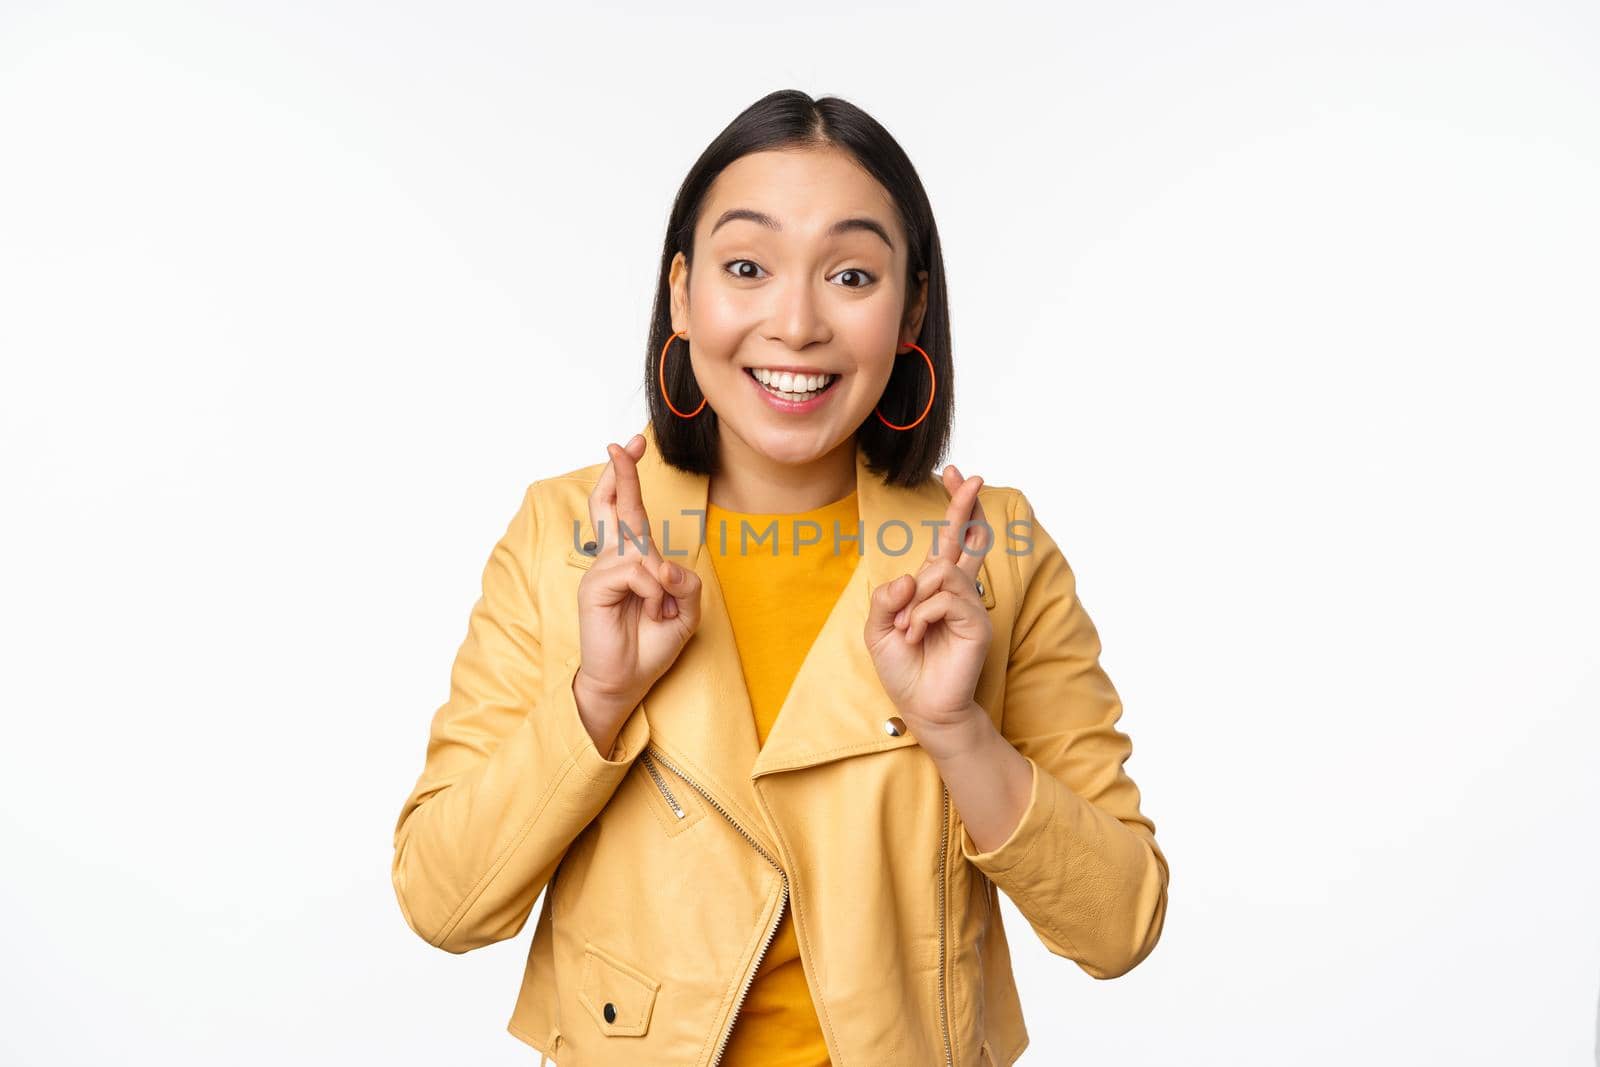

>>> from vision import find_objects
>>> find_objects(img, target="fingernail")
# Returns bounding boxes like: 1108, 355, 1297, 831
666, 562, 681, 582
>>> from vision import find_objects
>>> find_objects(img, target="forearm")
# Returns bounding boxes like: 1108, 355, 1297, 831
922, 704, 1033, 854
392, 654, 649, 952
924, 701, 1169, 980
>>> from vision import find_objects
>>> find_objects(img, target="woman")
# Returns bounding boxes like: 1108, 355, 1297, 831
391, 90, 1169, 1067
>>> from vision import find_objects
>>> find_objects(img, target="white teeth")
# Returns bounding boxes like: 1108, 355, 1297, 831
751, 367, 836, 395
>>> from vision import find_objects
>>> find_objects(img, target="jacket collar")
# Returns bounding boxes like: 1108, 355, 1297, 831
608, 420, 987, 845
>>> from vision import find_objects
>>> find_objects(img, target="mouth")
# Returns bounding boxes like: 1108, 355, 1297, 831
744, 367, 840, 403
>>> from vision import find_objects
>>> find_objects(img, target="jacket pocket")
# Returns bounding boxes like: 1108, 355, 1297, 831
578, 939, 660, 1038
981, 1038, 998, 1066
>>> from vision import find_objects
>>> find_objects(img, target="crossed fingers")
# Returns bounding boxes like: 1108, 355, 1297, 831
589, 434, 681, 620
892, 465, 992, 631
591, 435, 662, 563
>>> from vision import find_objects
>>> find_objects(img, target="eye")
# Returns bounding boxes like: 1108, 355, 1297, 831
832, 268, 876, 289
722, 259, 767, 280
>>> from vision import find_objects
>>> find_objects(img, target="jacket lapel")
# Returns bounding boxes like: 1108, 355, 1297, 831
621, 422, 988, 844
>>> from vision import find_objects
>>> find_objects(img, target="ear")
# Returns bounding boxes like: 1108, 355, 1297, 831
668, 251, 691, 333
902, 269, 930, 344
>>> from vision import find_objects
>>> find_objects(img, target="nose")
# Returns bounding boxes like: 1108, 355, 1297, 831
764, 276, 830, 350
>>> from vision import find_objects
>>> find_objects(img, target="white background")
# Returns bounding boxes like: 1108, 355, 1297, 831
2, 2, 1596, 1063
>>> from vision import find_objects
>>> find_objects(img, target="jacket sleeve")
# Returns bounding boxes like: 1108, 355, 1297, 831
391, 481, 652, 954
957, 487, 1170, 980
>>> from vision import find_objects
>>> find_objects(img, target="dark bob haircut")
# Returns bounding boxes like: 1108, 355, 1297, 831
643, 89, 954, 489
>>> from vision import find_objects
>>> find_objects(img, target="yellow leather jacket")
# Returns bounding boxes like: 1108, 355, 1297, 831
391, 422, 1170, 1066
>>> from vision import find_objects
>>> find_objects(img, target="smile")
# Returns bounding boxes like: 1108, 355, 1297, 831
745, 367, 839, 402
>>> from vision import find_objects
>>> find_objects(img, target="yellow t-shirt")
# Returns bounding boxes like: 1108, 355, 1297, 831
704, 486, 860, 1067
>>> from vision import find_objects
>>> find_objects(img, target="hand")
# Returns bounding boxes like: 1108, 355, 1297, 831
863, 465, 994, 747
572, 433, 703, 741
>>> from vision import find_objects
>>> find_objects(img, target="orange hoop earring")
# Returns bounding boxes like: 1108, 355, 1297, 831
659, 329, 706, 418
874, 341, 936, 431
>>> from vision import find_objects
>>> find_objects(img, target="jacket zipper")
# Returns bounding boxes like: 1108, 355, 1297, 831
640, 746, 788, 1067
641, 748, 686, 819
938, 783, 953, 1067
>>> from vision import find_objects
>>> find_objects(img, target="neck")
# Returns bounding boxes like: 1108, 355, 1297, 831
710, 431, 857, 514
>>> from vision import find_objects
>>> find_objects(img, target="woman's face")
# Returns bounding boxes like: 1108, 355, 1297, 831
668, 146, 929, 467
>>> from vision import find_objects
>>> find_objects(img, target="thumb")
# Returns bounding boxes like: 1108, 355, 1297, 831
658, 557, 702, 630
864, 574, 917, 644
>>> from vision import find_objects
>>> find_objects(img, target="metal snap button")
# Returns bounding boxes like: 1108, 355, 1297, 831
603, 1002, 616, 1023
582, 540, 599, 556
884, 716, 907, 737
975, 578, 985, 596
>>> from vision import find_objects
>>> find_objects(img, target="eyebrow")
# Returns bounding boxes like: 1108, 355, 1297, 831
708, 208, 895, 252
